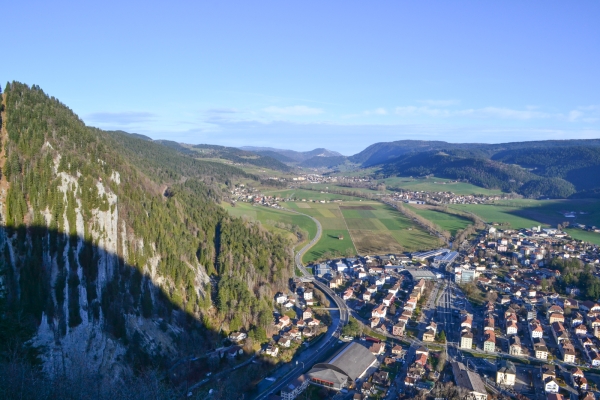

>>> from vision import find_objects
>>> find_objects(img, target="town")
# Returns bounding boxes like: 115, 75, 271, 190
242, 222, 600, 400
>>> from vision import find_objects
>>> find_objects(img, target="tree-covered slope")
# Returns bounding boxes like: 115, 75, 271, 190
190, 144, 292, 172
379, 149, 576, 198
0, 82, 293, 392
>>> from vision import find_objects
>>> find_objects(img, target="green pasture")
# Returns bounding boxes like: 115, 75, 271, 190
381, 176, 503, 195
263, 188, 362, 202
449, 204, 543, 230
221, 202, 317, 249
405, 205, 473, 236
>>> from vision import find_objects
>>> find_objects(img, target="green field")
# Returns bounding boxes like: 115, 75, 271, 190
221, 202, 318, 249
263, 188, 362, 202
449, 201, 600, 245
406, 205, 473, 236
449, 204, 544, 230
381, 176, 503, 195
284, 201, 443, 263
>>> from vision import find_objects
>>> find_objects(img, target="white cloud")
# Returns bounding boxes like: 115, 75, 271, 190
364, 108, 388, 115
394, 105, 550, 120
263, 105, 324, 116
417, 99, 460, 107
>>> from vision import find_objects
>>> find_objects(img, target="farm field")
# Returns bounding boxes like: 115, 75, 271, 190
380, 176, 504, 196
221, 202, 318, 250
405, 205, 473, 236
283, 201, 443, 263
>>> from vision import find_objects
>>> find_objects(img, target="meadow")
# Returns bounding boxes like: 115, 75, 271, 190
380, 176, 504, 195
450, 201, 600, 245
262, 188, 362, 202
405, 205, 473, 236
221, 202, 318, 250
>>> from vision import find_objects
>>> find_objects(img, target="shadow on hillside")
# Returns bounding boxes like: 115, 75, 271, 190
0, 225, 272, 400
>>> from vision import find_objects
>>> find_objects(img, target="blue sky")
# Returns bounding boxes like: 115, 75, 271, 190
3, 1, 599, 154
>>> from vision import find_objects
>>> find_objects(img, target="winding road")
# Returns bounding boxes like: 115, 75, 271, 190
253, 209, 350, 400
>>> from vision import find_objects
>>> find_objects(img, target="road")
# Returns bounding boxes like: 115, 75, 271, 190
253, 210, 350, 400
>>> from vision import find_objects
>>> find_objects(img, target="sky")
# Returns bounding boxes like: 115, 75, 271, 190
3, 1, 600, 155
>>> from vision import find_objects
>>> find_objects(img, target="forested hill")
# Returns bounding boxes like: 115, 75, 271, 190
351, 139, 600, 167
0, 82, 293, 396
379, 150, 577, 198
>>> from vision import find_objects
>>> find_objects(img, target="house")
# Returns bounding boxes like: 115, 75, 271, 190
415, 346, 429, 356
544, 377, 559, 393
496, 360, 516, 386
303, 290, 313, 301
382, 293, 395, 307
306, 318, 320, 327
391, 345, 404, 356
229, 331, 248, 342
226, 345, 243, 358
575, 325, 588, 336
393, 321, 405, 336
484, 317, 495, 331
541, 364, 556, 381
571, 312, 584, 327
484, 332, 496, 352
280, 315, 291, 327
552, 322, 569, 344
423, 330, 436, 342
275, 293, 287, 304
278, 337, 291, 348
362, 292, 371, 302
265, 345, 279, 357
561, 341, 576, 363
460, 331, 473, 349
342, 288, 354, 300
506, 321, 518, 335
509, 336, 522, 356
361, 382, 374, 396
414, 353, 428, 367
370, 317, 380, 329
372, 305, 387, 319
547, 305, 564, 318
530, 323, 544, 339
372, 371, 390, 387
281, 374, 310, 400
369, 342, 384, 355
549, 313, 565, 324
289, 328, 302, 340
590, 350, 600, 367
534, 338, 549, 360
461, 316, 473, 330
303, 308, 313, 320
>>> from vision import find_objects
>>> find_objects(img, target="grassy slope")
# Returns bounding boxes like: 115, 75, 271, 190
263, 188, 362, 201
381, 176, 503, 195
221, 202, 318, 250
450, 199, 600, 245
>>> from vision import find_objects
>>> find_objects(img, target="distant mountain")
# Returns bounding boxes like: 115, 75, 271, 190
190, 144, 292, 172
350, 139, 600, 168
240, 146, 343, 163
299, 155, 348, 169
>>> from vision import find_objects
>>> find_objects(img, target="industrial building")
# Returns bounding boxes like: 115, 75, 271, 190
406, 268, 438, 281
411, 248, 450, 261
306, 342, 377, 391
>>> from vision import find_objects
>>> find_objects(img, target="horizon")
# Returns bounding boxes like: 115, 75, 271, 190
4, 1, 600, 154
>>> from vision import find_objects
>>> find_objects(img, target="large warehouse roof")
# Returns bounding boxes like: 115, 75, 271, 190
308, 342, 376, 386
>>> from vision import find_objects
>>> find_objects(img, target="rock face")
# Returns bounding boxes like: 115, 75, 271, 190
0, 82, 294, 380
